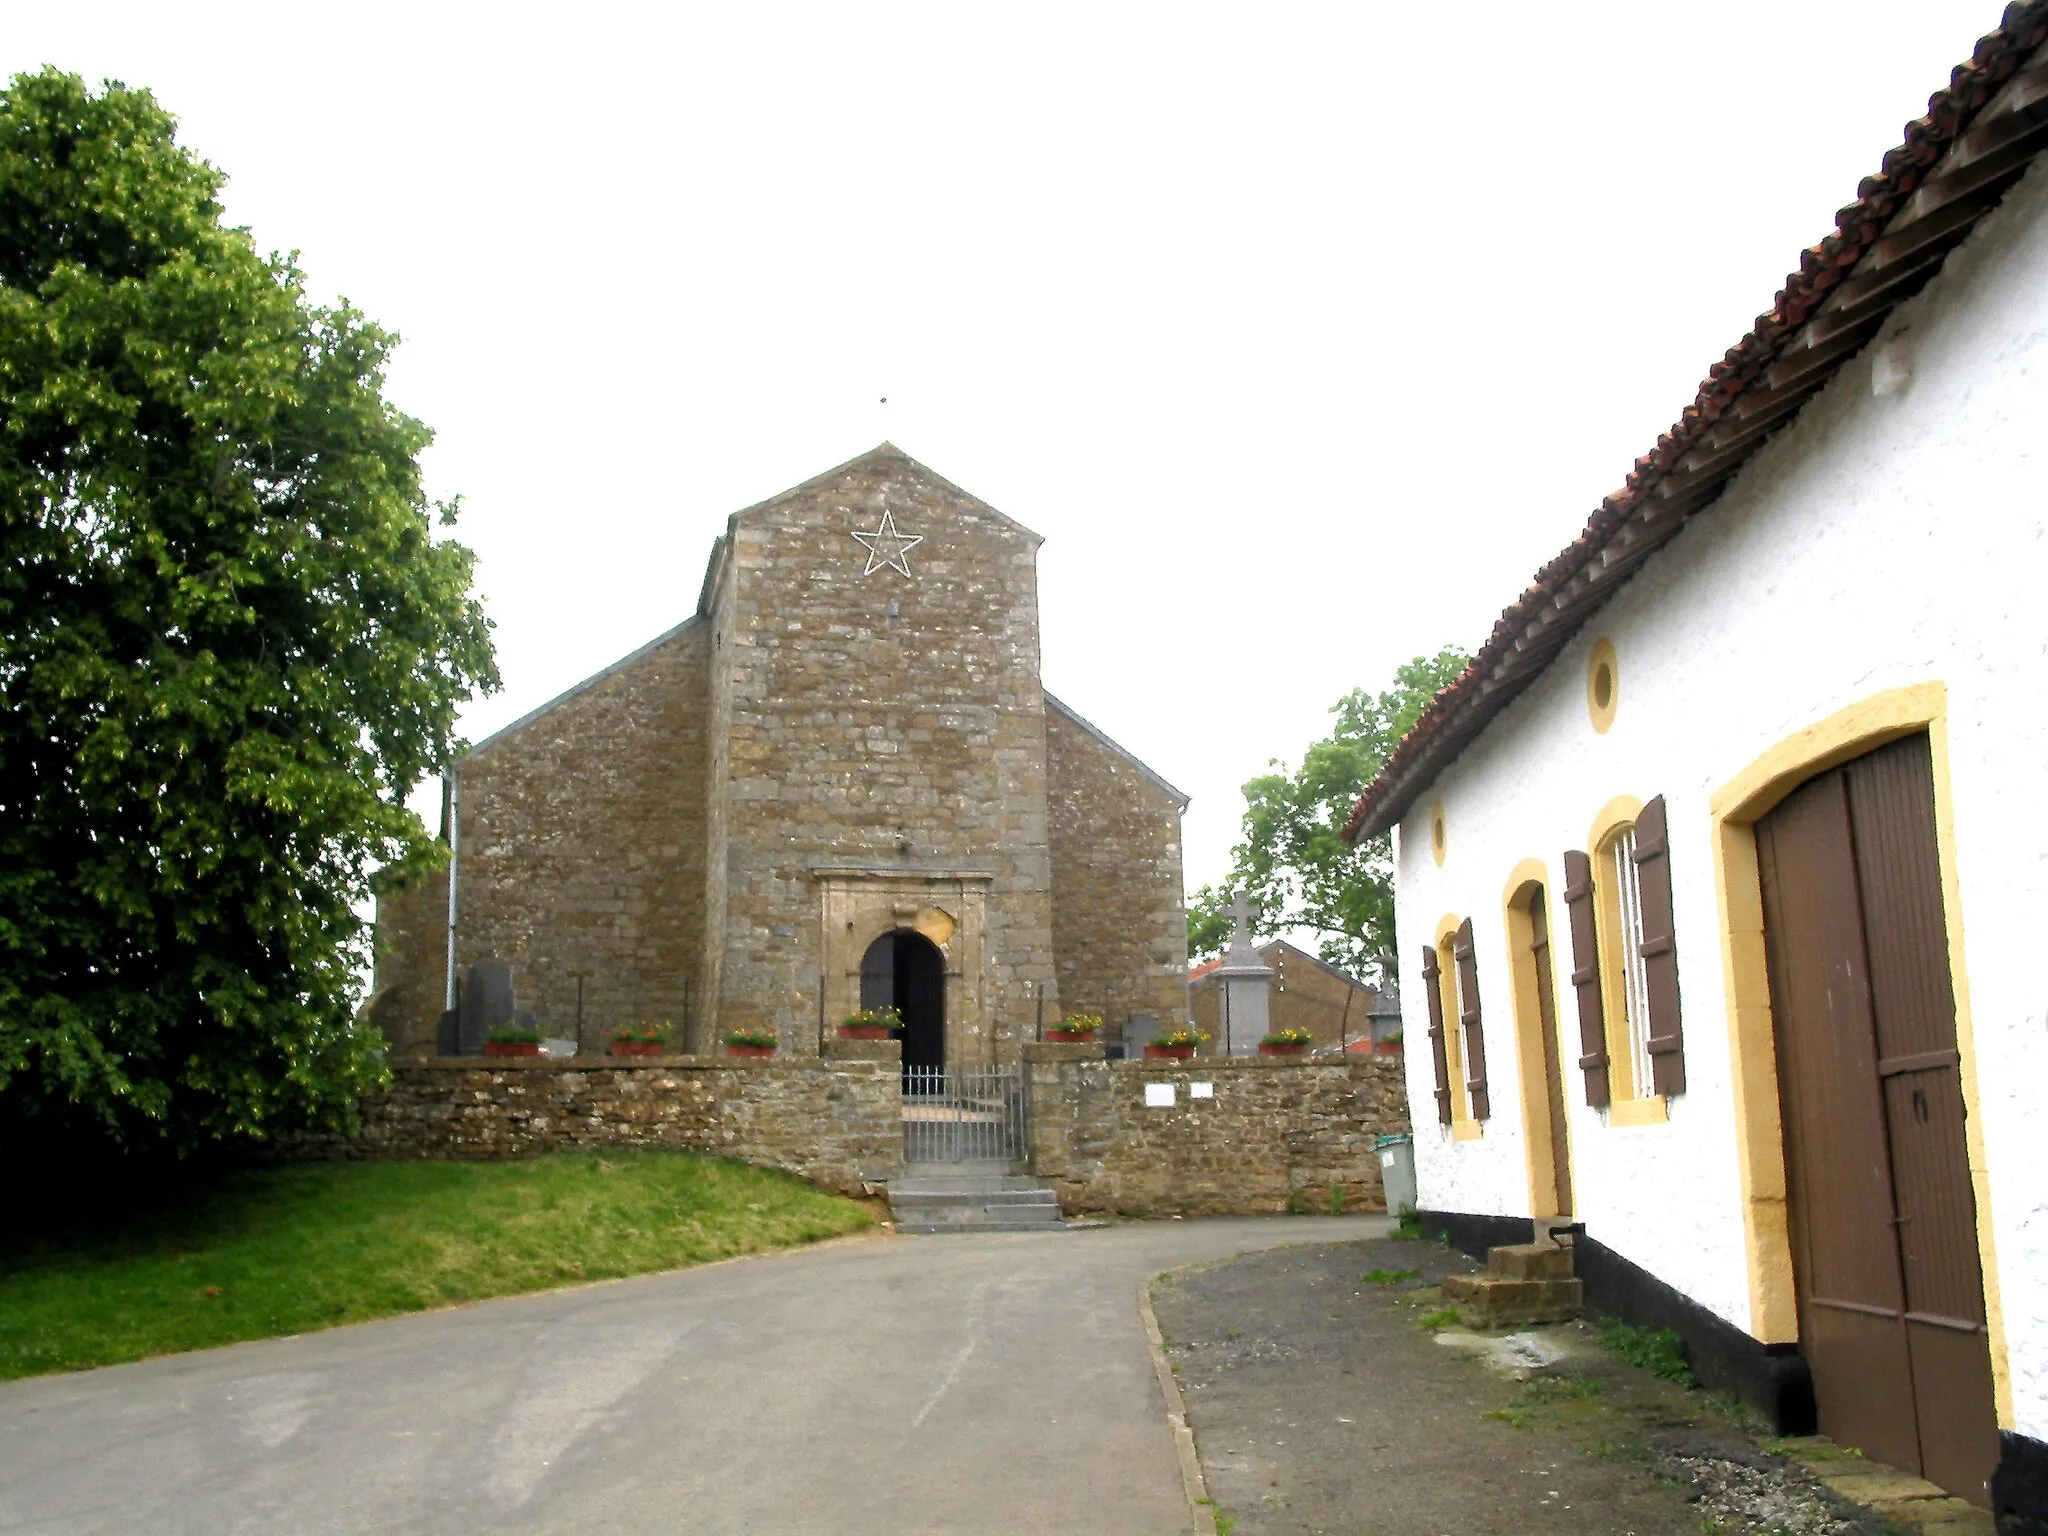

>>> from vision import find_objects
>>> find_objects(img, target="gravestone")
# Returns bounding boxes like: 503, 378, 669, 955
1117, 1012, 1155, 1061
455, 959, 517, 1055
1212, 891, 1273, 1056
1368, 973, 1402, 1046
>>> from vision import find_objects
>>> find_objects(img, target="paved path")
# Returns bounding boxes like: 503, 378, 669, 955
0, 1215, 1382, 1535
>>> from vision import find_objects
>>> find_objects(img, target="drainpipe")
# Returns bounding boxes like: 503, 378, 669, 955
444, 768, 460, 1013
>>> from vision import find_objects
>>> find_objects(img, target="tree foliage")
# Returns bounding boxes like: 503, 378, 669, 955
1189, 646, 1470, 979
0, 70, 498, 1151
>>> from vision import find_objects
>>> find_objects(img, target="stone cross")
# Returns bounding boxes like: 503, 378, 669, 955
1224, 890, 1260, 952
1216, 890, 1273, 1055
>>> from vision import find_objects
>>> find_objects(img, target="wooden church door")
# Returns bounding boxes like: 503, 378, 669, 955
860, 930, 946, 1073
1755, 732, 1996, 1503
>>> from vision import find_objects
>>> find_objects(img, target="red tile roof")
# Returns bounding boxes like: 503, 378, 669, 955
1345, 2, 2048, 843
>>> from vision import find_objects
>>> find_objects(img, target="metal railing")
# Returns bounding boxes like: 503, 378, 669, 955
902, 1064, 1025, 1163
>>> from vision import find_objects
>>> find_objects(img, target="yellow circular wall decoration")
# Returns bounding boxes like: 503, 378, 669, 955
1587, 637, 1620, 734
1430, 803, 1448, 866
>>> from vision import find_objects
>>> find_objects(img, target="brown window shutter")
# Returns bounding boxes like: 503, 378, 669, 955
1561, 849, 1611, 1107
1419, 944, 1452, 1125
1631, 794, 1686, 1097
1452, 917, 1490, 1120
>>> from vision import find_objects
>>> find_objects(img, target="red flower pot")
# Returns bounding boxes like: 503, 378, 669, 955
839, 1025, 893, 1040
1045, 1030, 1097, 1043
1372, 1039, 1404, 1055
609, 1041, 665, 1057
725, 1044, 776, 1059
1145, 1044, 1196, 1060
1260, 1043, 1308, 1057
483, 1042, 541, 1058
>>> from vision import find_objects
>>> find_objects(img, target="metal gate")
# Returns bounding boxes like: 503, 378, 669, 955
902, 1065, 1025, 1163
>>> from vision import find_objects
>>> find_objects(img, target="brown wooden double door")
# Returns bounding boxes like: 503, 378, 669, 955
1755, 733, 1996, 1503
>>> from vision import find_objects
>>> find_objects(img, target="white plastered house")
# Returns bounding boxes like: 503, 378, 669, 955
1343, 6, 2048, 1524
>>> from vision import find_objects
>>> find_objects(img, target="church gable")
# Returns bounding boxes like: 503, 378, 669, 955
705, 443, 1060, 1056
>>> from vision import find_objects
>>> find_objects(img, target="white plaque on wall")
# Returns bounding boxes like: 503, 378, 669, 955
1144, 1082, 1176, 1108
1190, 1082, 1215, 1099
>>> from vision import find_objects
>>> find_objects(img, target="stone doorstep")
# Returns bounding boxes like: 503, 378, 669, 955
1440, 1274, 1584, 1329
1770, 1436, 1994, 1534
1487, 1242, 1574, 1280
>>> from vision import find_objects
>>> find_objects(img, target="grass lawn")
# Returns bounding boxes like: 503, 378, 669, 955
0, 1151, 877, 1380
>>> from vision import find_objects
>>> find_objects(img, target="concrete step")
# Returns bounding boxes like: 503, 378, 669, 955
887, 1175, 1066, 1233
1441, 1273, 1583, 1328
888, 1179, 1040, 1204
888, 1189, 1061, 1211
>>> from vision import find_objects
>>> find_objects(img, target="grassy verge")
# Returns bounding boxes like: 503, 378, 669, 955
0, 1151, 876, 1380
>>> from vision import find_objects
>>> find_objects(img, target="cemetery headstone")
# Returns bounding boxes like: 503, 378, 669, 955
456, 959, 517, 1055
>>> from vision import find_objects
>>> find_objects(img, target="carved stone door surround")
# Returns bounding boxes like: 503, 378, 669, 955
811, 862, 993, 1066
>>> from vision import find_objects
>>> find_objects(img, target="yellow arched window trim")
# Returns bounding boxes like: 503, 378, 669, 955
1585, 794, 1667, 1127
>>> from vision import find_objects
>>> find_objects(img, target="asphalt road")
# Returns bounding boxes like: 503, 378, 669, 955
0, 1215, 1383, 1535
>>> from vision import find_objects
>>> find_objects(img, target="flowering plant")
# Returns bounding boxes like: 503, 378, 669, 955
608, 1021, 672, 1045
1151, 1025, 1209, 1049
1260, 1027, 1315, 1047
1048, 1013, 1102, 1037
722, 1025, 779, 1049
486, 1024, 543, 1045
843, 1007, 902, 1031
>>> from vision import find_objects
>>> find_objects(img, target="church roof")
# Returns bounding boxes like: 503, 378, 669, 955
1045, 692, 1190, 810
1345, 3, 2048, 843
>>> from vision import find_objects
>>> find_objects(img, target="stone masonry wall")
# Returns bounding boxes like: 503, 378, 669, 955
370, 864, 449, 1056
710, 447, 1060, 1054
1023, 1044, 1410, 1216
310, 1049, 902, 1197
1045, 699, 1189, 1038
1190, 940, 1377, 1052
293, 1042, 1409, 1219
435, 620, 711, 1052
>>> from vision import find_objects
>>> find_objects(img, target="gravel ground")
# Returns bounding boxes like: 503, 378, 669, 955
1148, 1236, 1891, 1536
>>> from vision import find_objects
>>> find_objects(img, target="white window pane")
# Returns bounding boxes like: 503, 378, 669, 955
1612, 829, 1654, 1097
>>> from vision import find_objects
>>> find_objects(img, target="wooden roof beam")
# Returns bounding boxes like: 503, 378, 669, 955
1766, 313, 1887, 390
1944, 58, 2048, 171
1815, 243, 1951, 320
1868, 195, 1995, 272
1893, 131, 2047, 226
1700, 381, 1824, 451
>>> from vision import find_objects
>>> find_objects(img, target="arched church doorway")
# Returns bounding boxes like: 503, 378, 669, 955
860, 930, 946, 1072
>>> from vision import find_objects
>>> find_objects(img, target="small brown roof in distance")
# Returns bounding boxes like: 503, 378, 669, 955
1345, 3, 2048, 843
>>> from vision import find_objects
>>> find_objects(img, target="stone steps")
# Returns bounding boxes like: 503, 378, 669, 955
1441, 1232, 1583, 1328
888, 1168, 1066, 1232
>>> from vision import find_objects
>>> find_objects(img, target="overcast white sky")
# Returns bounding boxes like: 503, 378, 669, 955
7, 1, 1997, 892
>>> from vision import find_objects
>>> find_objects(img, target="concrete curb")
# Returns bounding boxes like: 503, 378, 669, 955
1138, 1276, 1212, 1534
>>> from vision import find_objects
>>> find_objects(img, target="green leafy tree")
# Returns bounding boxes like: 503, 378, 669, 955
0, 71, 498, 1152
1189, 646, 1469, 978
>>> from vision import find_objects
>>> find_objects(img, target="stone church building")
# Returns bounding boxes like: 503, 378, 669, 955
374, 445, 1190, 1065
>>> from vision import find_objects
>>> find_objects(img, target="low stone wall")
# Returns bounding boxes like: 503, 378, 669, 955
301, 1040, 1411, 1217
1023, 1044, 1410, 1217
306, 1042, 903, 1197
